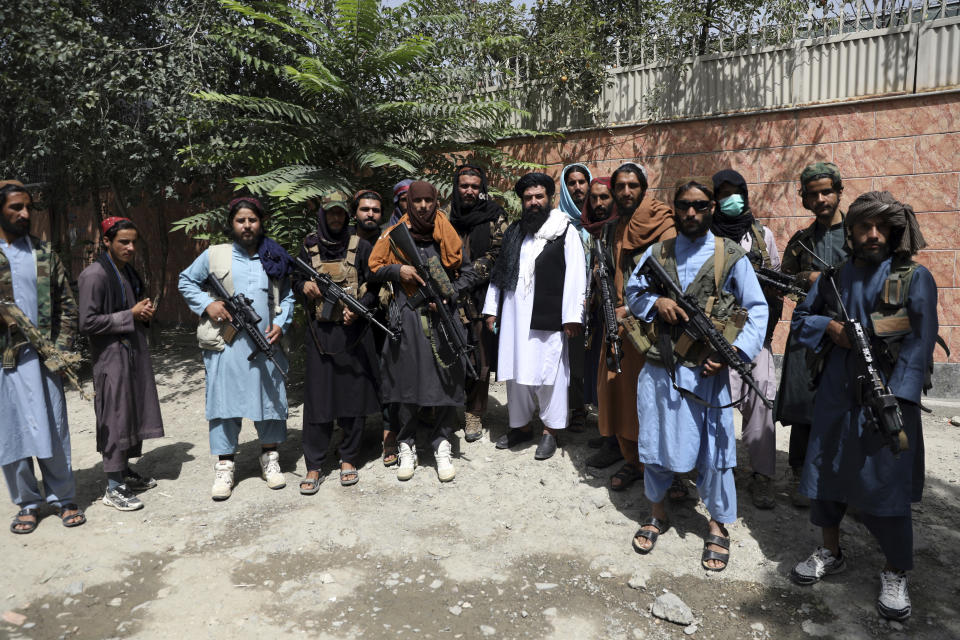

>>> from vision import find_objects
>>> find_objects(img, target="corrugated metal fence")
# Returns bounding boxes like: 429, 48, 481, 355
489, 14, 960, 131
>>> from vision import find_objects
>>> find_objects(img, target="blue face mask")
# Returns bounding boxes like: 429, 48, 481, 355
718, 193, 745, 217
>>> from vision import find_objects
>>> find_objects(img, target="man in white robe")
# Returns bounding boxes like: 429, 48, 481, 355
483, 173, 586, 460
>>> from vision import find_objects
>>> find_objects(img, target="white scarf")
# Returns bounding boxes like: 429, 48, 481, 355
518, 209, 569, 297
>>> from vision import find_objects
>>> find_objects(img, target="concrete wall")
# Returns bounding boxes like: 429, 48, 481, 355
499, 91, 960, 370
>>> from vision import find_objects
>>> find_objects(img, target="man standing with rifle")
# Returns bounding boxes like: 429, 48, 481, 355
291, 193, 383, 491
179, 197, 295, 500
789, 192, 938, 622
594, 164, 675, 490
1, 180, 86, 534
625, 177, 768, 572
368, 181, 469, 483
483, 173, 586, 461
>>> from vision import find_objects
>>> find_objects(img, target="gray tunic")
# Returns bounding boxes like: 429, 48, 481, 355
78, 261, 164, 458
371, 241, 466, 407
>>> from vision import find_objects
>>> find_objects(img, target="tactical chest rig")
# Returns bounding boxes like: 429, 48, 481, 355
623, 236, 749, 367
307, 235, 361, 323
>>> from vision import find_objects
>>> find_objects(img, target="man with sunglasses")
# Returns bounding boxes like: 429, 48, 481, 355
774, 162, 848, 508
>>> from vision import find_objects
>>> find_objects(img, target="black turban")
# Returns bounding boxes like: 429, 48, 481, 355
514, 172, 556, 199
846, 191, 927, 257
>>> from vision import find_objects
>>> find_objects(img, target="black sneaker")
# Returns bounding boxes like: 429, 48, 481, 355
123, 468, 157, 492
103, 484, 144, 511
495, 428, 534, 449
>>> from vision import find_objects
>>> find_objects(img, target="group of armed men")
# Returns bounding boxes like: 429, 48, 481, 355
0, 158, 941, 621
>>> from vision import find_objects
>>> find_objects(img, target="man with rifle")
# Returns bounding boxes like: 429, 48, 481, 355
178, 197, 295, 500
625, 177, 768, 572
709, 169, 782, 510
594, 164, 675, 490
789, 191, 938, 622
483, 172, 586, 461
291, 193, 384, 491
1, 180, 86, 533
368, 181, 470, 483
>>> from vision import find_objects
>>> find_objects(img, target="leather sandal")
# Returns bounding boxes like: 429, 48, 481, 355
58, 503, 86, 528
610, 463, 643, 492
632, 516, 670, 555
10, 507, 38, 534
701, 531, 731, 572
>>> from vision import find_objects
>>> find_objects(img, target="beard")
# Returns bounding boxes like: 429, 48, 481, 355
358, 218, 380, 233
589, 204, 612, 222
614, 197, 638, 218
852, 238, 889, 265
519, 204, 550, 236
677, 212, 712, 238
0, 215, 29, 237
231, 227, 263, 251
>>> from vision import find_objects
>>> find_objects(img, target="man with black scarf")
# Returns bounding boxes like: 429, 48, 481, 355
483, 173, 586, 460
293, 193, 381, 491
448, 164, 509, 443
710, 169, 781, 510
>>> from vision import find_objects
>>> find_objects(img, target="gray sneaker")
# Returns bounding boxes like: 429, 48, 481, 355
103, 484, 144, 511
791, 546, 845, 585
877, 570, 911, 621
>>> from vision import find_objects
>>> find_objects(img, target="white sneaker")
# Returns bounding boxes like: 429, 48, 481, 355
259, 450, 286, 489
790, 546, 846, 585
212, 460, 235, 500
397, 443, 417, 481
435, 440, 455, 482
877, 570, 911, 621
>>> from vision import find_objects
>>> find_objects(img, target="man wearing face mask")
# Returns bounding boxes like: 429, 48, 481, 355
789, 192, 937, 622
775, 163, 848, 508
710, 169, 780, 510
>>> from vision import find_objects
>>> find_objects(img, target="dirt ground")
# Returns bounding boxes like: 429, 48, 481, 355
2, 329, 959, 640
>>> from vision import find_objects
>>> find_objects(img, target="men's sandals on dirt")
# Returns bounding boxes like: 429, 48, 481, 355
10, 507, 38, 534
299, 474, 323, 495
632, 517, 670, 555
59, 503, 86, 528
701, 530, 730, 572
610, 463, 643, 491
339, 468, 359, 487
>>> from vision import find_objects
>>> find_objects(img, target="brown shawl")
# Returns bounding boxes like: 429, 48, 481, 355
368, 211, 463, 297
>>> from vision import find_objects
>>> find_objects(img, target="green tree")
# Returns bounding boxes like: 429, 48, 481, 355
173, 0, 544, 245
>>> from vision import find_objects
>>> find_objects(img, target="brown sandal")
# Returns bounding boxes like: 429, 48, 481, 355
383, 444, 399, 467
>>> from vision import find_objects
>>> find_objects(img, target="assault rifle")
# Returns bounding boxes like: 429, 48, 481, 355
798, 243, 908, 454
593, 226, 622, 373
204, 274, 288, 380
745, 251, 807, 299
638, 258, 774, 410
0, 298, 89, 400
388, 221, 477, 379
292, 256, 398, 341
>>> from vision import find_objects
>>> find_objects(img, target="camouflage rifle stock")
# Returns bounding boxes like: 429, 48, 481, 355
0, 298, 89, 400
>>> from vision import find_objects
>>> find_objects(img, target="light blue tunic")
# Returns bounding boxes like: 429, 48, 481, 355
625, 231, 767, 472
0, 236, 69, 466
178, 244, 294, 421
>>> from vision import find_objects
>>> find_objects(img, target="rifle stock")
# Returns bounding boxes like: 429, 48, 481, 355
0, 299, 90, 400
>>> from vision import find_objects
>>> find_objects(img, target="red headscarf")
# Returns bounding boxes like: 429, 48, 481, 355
579, 177, 618, 237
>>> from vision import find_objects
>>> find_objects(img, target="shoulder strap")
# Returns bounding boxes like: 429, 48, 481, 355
209, 244, 234, 295
346, 234, 360, 266
713, 236, 723, 291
